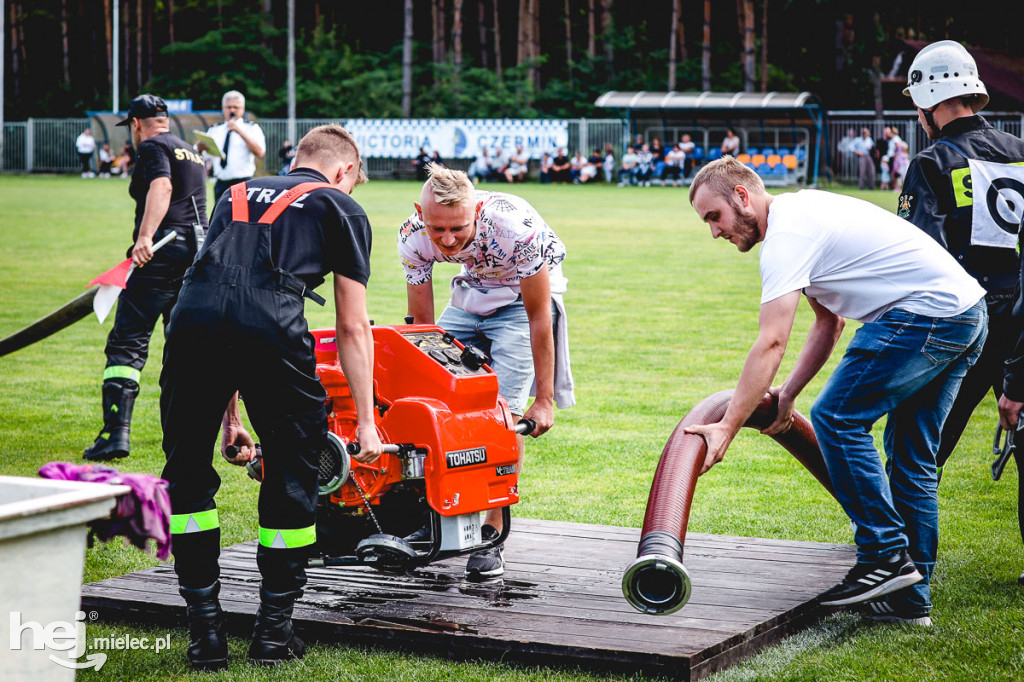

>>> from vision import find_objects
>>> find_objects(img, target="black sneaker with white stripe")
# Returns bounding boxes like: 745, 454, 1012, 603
860, 597, 933, 626
465, 524, 504, 581
818, 549, 923, 606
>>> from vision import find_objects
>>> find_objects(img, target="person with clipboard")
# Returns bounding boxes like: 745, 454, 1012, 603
196, 90, 266, 209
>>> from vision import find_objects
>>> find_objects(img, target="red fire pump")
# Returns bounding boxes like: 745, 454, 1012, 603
243, 324, 532, 573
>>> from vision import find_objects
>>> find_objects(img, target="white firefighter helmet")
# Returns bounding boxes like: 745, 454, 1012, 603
904, 40, 988, 112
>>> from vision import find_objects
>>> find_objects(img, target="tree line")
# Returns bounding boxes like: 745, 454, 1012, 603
3, 0, 1015, 120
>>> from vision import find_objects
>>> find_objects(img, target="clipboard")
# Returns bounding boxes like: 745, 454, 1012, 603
193, 130, 224, 159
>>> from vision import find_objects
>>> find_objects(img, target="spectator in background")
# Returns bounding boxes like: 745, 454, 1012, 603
633, 133, 645, 150
720, 129, 740, 157
539, 152, 553, 184
617, 145, 638, 186
412, 147, 432, 180
505, 145, 529, 183
278, 140, 295, 175
880, 155, 892, 191
491, 147, 509, 181
578, 149, 601, 184
885, 126, 904, 160
76, 128, 97, 178
664, 143, 686, 186
650, 138, 667, 184
430, 150, 445, 168
550, 148, 572, 184
635, 144, 654, 186
113, 140, 136, 178
852, 127, 876, 190
570, 151, 586, 184
469, 147, 493, 184
603, 143, 615, 183
678, 134, 696, 178
892, 141, 910, 191
98, 143, 114, 178
838, 128, 858, 177
198, 90, 266, 208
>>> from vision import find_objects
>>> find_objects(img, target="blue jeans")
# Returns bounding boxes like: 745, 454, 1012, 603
811, 300, 987, 614
438, 298, 556, 415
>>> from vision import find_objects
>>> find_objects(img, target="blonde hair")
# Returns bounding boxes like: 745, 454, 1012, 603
426, 165, 475, 206
295, 124, 361, 172
688, 155, 766, 205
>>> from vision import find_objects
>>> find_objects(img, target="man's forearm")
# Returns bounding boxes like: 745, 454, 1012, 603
222, 392, 242, 427
139, 184, 172, 240
337, 321, 376, 424
781, 317, 843, 400
406, 282, 435, 324
529, 320, 555, 403
721, 336, 787, 432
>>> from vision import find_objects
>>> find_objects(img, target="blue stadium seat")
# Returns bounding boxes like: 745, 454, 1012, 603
755, 163, 772, 175
796, 148, 806, 161
746, 147, 759, 156
692, 145, 705, 161
772, 164, 789, 175
760, 147, 775, 157
777, 147, 791, 157
707, 147, 723, 161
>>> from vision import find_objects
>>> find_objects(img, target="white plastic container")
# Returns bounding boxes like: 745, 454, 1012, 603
0, 475, 129, 681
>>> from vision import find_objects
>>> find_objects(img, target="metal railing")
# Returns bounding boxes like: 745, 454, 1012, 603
826, 111, 1024, 184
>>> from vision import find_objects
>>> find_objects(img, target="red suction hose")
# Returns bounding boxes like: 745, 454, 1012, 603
622, 389, 835, 614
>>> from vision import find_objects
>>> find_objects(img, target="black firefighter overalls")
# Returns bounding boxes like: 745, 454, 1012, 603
160, 181, 336, 593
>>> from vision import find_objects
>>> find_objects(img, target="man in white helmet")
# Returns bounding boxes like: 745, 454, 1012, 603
899, 40, 1024, 612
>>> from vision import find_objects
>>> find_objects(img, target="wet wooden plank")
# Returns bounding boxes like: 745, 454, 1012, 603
81, 519, 854, 680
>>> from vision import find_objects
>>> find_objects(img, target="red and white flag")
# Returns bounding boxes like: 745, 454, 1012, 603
88, 232, 178, 323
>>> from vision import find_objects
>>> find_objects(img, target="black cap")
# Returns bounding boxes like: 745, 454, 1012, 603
115, 94, 169, 126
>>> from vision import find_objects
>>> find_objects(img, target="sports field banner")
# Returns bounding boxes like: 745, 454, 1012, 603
343, 119, 569, 160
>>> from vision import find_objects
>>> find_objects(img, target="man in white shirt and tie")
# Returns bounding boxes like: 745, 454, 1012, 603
198, 90, 266, 209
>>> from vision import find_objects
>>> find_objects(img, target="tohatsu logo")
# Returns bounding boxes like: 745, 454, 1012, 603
445, 446, 487, 469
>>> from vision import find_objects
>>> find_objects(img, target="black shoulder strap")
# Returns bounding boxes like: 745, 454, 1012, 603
935, 139, 969, 158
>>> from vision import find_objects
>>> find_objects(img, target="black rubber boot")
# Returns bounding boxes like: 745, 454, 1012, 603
247, 587, 306, 665
83, 378, 139, 460
179, 581, 228, 672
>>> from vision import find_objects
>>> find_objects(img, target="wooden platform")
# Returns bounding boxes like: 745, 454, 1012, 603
81, 519, 854, 680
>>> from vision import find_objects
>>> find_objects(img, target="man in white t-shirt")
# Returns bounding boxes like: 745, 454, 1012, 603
399, 165, 574, 580
685, 156, 986, 625
197, 90, 266, 209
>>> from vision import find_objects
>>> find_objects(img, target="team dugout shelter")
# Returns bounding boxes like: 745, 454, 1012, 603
87, 110, 226, 152
595, 91, 826, 187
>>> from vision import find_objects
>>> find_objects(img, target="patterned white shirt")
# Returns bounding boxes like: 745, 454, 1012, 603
399, 191, 567, 313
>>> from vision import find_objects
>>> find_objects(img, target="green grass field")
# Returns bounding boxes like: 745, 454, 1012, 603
1, 175, 1021, 681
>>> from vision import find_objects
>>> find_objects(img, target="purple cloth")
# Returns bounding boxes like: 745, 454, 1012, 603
39, 462, 172, 561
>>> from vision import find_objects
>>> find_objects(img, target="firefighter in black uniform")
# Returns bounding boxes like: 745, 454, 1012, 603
159, 124, 383, 670
83, 94, 208, 461
900, 41, 1024, 593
